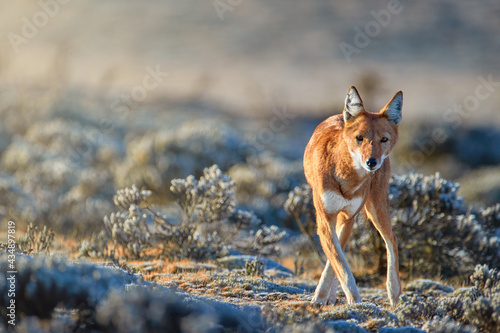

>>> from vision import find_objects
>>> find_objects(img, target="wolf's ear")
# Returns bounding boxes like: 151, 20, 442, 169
382, 91, 403, 126
344, 86, 365, 123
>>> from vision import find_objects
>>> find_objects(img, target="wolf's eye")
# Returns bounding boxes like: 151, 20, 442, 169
356, 135, 363, 142
381, 137, 389, 143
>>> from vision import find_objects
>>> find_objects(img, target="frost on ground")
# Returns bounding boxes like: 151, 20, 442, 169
0, 254, 262, 332
1, 167, 499, 332
0, 91, 499, 331
1, 254, 499, 332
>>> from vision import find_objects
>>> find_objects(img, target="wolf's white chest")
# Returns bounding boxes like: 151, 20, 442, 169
321, 190, 363, 216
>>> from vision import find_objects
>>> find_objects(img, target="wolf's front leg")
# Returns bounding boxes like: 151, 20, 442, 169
315, 209, 361, 304
365, 196, 401, 307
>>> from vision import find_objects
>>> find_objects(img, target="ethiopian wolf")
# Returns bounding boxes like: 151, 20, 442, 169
304, 86, 403, 307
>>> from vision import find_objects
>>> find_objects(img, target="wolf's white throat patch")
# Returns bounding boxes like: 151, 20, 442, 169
321, 191, 363, 216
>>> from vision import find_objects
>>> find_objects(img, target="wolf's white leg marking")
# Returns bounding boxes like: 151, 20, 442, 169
312, 261, 337, 304
329, 229, 360, 303
326, 275, 339, 304
384, 236, 401, 307
315, 193, 361, 304
365, 200, 401, 307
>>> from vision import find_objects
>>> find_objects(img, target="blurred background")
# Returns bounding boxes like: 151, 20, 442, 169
0, 0, 499, 234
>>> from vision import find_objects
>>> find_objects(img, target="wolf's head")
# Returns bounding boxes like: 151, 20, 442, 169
342, 86, 402, 173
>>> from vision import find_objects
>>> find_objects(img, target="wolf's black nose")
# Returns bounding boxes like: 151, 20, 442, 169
366, 158, 378, 169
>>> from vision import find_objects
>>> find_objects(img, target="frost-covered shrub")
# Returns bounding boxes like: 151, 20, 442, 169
390, 211, 496, 278
161, 165, 286, 259
469, 264, 500, 296
396, 293, 473, 330
384, 174, 500, 278
396, 264, 500, 332
285, 173, 500, 279
156, 222, 226, 261
481, 204, 500, 235
284, 183, 315, 235
229, 209, 262, 229
0, 254, 142, 323
96, 286, 264, 333
0, 254, 263, 332
463, 295, 500, 332
284, 183, 325, 262
94, 165, 286, 260
0, 118, 119, 233
103, 185, 153, 259
170, 164, 236, 225
247, 225, 287, 256
397, 294, 442, 324
77, 230, 110, 259
262, 302, 401, 333
113, 120, 249, 197
278, 320, 369, 333
245, 257, 264, 277
156, 165, 238, 259
388, 173, 465, 213
422, 316, 478, 333
406, 279, 455, 296
460, 265, 500, 332
17, 223, 54, 254
229, 154, 305, 227
112, 185, 154, 211
321, 302, 400, 326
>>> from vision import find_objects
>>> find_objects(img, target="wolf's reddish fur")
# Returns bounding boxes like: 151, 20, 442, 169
304, 86, 403, 307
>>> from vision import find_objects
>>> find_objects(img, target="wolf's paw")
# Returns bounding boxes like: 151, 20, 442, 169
311, 294, 337, 306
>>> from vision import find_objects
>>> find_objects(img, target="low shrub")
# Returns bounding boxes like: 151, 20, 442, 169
17, 223, 54, 254
397, 264, 500, 332
82, 165, 286, 260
